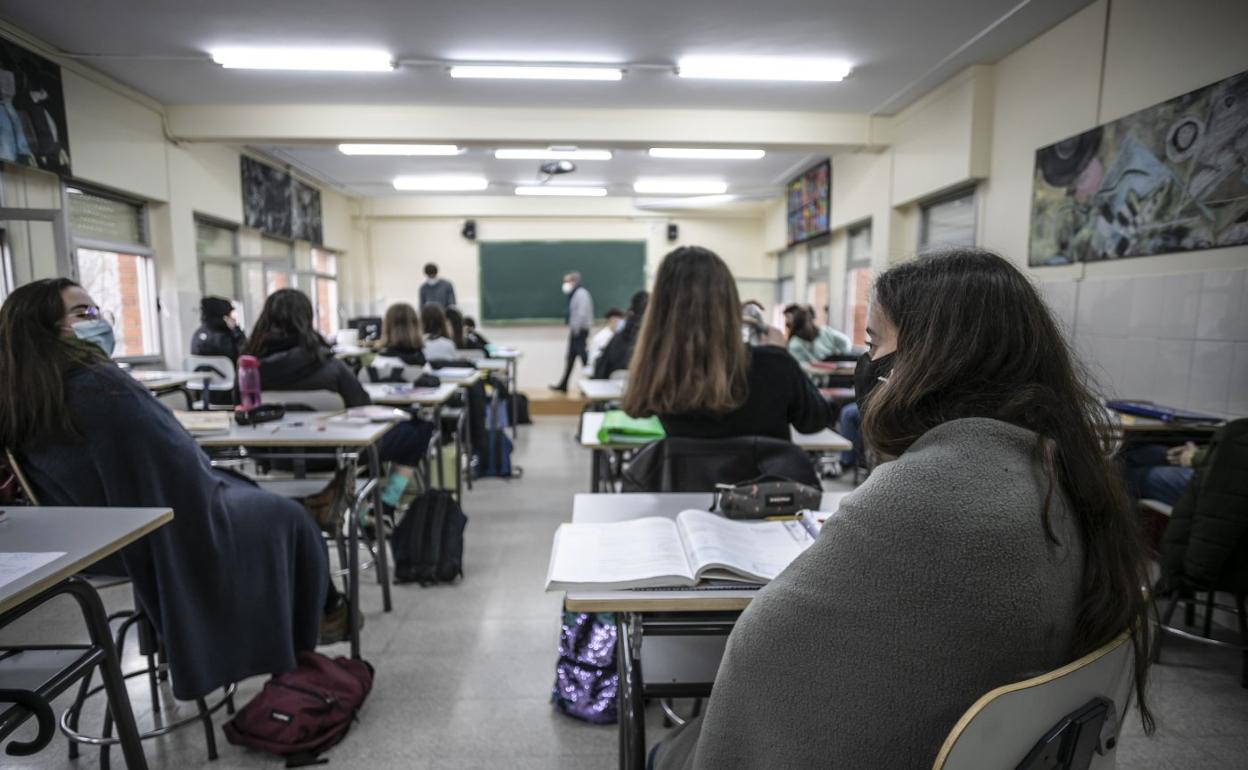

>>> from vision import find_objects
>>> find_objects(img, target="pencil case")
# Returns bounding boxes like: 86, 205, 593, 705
714, 476, 822, 519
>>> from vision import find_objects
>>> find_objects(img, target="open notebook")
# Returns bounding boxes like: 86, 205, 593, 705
545, 510, 815, 591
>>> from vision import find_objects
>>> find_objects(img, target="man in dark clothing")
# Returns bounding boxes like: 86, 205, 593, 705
419, 262, 457, 309
190, 296, 247, 362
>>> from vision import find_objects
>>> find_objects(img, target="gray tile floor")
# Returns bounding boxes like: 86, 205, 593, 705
3, 416, 1246, 768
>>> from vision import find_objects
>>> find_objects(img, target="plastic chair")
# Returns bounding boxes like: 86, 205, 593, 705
183, 355, 236, 409
934, 632, 1134, 770
621, 435, 819, 492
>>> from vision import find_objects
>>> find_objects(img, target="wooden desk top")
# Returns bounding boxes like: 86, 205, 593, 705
578, 411, 852, 452
577, 379, 626, 402
194, 411, 396, 448
562, 492, 850, 612
364, 382, 458, 406
0, 506, 173, 615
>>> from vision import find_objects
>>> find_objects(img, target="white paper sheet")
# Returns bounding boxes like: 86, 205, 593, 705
0, 552, 67, 590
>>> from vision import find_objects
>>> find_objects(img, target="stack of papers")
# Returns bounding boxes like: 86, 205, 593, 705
597, 410, 665, 444
174, 411, 232, 435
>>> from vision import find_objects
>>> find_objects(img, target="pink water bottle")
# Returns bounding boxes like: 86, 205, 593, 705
237, 355, 262, 411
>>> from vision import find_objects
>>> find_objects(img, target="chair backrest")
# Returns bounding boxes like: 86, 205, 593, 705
260, 390, 346, 412
183, 355, 236, 391
933, 632, 1135, 770
359, 361, 425, 384
621, 435, 819, 493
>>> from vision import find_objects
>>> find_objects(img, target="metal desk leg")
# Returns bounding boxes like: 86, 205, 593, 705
616, 612, 646, 770
509, 358, 519, 438
591, 449, 603, 493
454, 407, 465, 501
463, 389, 474, 492
67, 578, 149, 770
433, 405, 447, 492
367, 445, 393, 613
346, 457, 362, 658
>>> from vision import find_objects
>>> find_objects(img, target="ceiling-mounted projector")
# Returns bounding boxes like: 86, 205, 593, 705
540, 160, 577, 175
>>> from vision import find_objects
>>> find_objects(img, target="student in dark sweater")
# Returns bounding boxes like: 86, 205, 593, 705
622, 246, 830, 440
244, 289, 433, 514
592, 290, 648, 379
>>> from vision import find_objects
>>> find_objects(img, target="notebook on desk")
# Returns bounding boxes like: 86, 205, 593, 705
173, 411, 232, 435
545, 510, 813, 591
1107, 400, 1222, 423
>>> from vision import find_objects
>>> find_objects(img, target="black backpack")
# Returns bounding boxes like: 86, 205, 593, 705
391, 490, 467, 586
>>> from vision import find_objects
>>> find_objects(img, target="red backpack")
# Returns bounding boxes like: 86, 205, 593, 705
224, 651, 374, 766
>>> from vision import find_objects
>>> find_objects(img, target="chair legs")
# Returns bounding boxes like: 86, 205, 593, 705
1155, 587, 1248, 688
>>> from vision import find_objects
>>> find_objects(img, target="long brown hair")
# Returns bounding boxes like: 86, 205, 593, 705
420, 302, 451, 339
862, 248, 1153, 731
0, 278, 109, 447
243, 288, 326, 357
380, 302, 423, 350
623, 246, 749, 416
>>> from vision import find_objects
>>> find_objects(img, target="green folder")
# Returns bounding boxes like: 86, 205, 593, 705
598, 410, 666, 444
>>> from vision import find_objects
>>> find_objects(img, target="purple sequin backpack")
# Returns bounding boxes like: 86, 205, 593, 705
552, 612, 618, 724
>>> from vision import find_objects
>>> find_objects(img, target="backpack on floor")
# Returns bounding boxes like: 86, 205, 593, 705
223, 651, 374, 767
513, 393, 533, 425
392, 490, 467, 586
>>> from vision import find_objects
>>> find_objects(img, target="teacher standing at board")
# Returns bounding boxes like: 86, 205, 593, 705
550, 271, 593, 393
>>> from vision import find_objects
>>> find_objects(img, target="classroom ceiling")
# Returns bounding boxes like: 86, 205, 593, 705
256, 144, 824, 199
1, 0, 1094, 115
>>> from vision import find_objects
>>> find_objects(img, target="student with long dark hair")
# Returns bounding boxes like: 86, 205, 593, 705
623, 247, 830, 440
419, 302, 457, 362
0, 278, 328, 698
245, 289, 433, 517
373, 302, 426, 368
593, 292, 647, 379
654, 249, 1153, 768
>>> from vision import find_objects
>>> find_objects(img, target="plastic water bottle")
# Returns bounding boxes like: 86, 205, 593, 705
237, 355, 262, 411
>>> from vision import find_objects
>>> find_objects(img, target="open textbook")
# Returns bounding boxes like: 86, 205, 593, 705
545, 510, 815, 591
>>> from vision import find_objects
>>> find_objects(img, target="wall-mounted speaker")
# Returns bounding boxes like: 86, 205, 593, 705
666, 223, 679, 242
462, 219, 477, 240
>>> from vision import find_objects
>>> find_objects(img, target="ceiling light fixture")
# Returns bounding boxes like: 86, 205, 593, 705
339, 143, 461, 156
448, 65, 623, 81
633, 179, 728, 195
495, 148, 613, 160
210, 47, 395, 71
675, 56, 851, 82
393, 176, 489, 192
515, 186, 608, 197
648, 148, 766, 160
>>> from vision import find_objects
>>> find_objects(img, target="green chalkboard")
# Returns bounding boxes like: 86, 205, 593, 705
479, 240, 646, 322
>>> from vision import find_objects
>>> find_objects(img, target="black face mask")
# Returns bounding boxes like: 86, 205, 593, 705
853, 351, 895, 410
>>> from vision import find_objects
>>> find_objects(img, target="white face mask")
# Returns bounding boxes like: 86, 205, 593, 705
561, 281, 575, 295
613, 319, 626, 332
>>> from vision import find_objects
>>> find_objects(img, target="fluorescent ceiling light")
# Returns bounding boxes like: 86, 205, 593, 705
633, 179, 728, 195
676, 56, 851, 82
495, 148, 613, 160
448, 65, 623, 81
515, 186, 608, 197
210, 47, 394, 72
393, 176, 489, 192
634, 194, 739, 210
339, 143, 461, 156
648, 147, 766, 160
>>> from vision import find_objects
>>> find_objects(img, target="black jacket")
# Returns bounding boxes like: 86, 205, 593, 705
256, 339, 370, 407
593, 320, 639, 379
1161, 419, 1248, 593
190, 323, 247, 363
658, 346, 832, 442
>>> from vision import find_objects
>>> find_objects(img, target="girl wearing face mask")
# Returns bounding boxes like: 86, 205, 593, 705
593, 290, 649, 380
0, 278, 329, 702
587, 307, 624, 374
653, 249, 1153, 769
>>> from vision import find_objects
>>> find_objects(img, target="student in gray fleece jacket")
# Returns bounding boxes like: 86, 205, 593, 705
655, 249, 1155, 769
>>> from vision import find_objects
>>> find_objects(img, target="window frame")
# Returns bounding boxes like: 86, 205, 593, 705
919, 185, 978, 250
299, 246, 340, 338
66, 184, 161, 363
843, 220, 873, 347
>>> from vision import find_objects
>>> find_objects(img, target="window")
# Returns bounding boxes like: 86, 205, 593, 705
805, 245, 831, 325
306, 248, 340, 338
261, 236, 295, 297
68, 188, 158, 359
920, 186, 977, 250
774, 250, 796, 325
196, 219, 244, 326
844, 222, 872, 346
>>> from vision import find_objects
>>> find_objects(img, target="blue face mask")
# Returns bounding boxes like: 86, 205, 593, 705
71, 318, 116, 357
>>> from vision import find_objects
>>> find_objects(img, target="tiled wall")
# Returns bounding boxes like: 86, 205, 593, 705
1036, 268, 1248, 419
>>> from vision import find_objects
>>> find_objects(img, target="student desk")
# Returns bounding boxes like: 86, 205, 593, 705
332, 344, 373, 360
577, 378, 626, 404
1112, 411, 1222, 445
1, 506, 173, 768
579, 411, 853, 492
131, 369, 213, 408
365, 382, 466, 499
195, 413, 397, 657
563, 492, 847, 770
